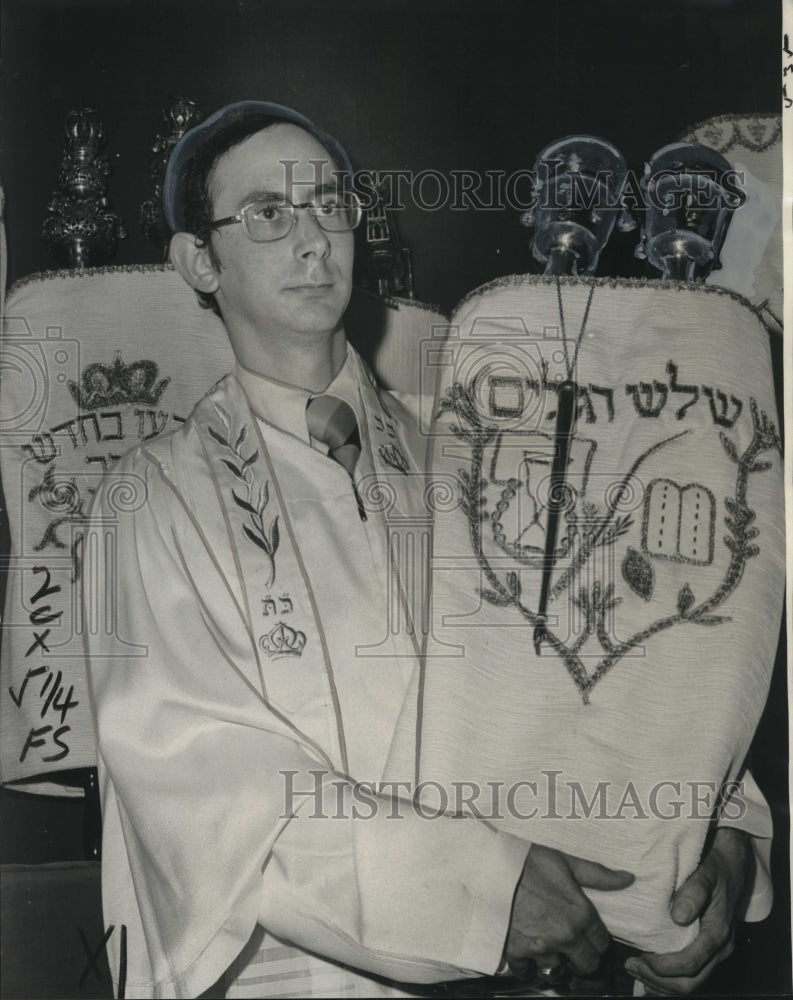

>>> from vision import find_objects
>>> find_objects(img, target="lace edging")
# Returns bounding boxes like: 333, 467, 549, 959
677, 112, 781, 154
451, 272, 775, 334
7, 262, 176, 297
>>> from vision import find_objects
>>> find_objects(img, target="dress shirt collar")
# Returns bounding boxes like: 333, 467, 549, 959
234, 343, 363, 447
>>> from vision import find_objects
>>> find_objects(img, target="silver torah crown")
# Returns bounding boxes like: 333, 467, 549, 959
634, 141, 741, 282
521, 135, 635, 276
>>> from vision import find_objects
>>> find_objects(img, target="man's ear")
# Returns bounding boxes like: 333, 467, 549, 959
169, 233, 220, 294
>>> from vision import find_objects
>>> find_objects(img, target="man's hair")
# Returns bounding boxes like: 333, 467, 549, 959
180, 111, 290, 317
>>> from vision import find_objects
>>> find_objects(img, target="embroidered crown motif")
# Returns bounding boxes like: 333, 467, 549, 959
68, 352, 170, 409
260, 621, 307, 658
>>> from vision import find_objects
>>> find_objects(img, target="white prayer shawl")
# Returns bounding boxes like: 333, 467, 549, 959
384, 276, 784, 955
86, 351, 527, 998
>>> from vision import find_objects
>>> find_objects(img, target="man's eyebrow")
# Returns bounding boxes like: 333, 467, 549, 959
240, 182, 342, 207
311, 182, 342, 196
239, 189, 286, 207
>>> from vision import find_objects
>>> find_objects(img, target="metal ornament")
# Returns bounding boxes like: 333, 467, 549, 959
521, 135, 635, 276
139, 97, 204, 251
42, 109, 126, 268
635, 141, 741, 282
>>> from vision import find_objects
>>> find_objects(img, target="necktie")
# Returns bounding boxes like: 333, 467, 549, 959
305, 394, 361, 479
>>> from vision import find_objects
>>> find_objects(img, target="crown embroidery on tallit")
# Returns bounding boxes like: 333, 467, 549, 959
260, 621, 307, 658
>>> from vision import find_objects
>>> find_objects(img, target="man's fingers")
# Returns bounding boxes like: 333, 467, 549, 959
626, 925, 733, 983
564, 853, 635, 892
532, 952, 562, 972
626, 962, 690, 997
507, 845, 632, 976
565, 936, 604, 977
622, 832, 746, 994
625, 938, 733, 996
670, 862, 715, 926
583, 913, 612, 956
505, 955, 535, 980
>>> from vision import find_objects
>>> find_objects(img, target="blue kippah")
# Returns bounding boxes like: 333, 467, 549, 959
162, 100, 354, 233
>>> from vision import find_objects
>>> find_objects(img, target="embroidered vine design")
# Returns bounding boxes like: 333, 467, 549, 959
209, 405, 280, 585
439, 383, 780, 704
27, 463, 91, 582
488, 480, 633, 571
378, 442, 409, 475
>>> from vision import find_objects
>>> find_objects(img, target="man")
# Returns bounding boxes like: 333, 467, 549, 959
85, 102, 759, 999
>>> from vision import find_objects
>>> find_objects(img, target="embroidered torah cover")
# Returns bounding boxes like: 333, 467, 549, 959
416, 275, 784, 953
0, 267, 234, 791
0, 266, 442, 790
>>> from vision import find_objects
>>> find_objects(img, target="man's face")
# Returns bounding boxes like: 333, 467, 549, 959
207, 123, 355, 348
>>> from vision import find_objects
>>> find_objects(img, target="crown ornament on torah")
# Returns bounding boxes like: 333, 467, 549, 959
140, 97, 204, 252
520, 135, 637, 276
42, 108, 127, 268
635, 141, 742, 281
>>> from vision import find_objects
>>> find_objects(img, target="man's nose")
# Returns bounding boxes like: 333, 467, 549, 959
292, 208, 331, 259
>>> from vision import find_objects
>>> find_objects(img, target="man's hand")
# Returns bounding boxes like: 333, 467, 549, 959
624, 828, 749, 995
505, 844, 634, 977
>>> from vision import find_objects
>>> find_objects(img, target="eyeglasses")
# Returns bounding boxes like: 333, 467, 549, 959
201, 192, 363, 243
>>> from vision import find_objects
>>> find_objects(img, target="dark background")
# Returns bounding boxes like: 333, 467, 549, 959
0, 0, 788, 996
0, 0, 784, 308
